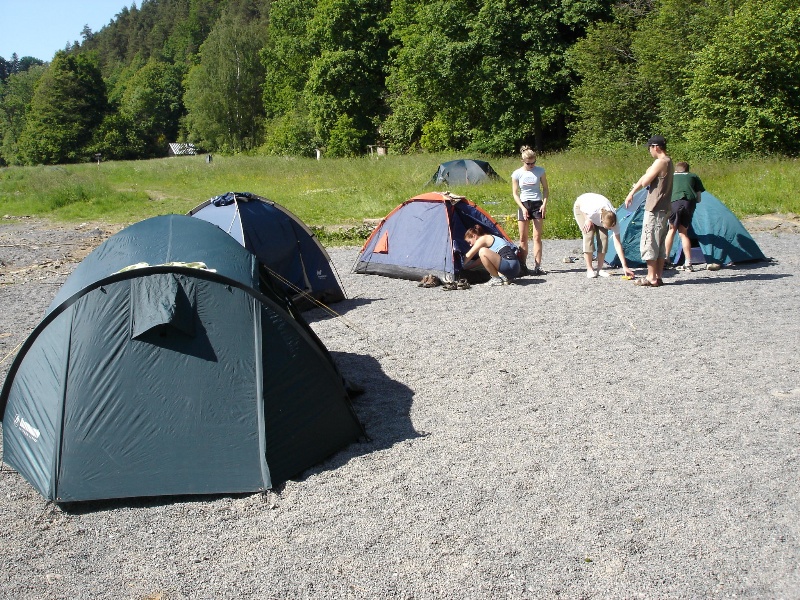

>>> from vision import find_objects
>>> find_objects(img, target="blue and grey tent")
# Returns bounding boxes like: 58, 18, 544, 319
189, 192, 345, 310
429, 159, 502, 186
353, 192, 514, 282
0, 215, 363, 503
605, 189, 766, 267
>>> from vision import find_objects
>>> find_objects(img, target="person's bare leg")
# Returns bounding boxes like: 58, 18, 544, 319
583, 252, 595, 276
664, 225, 677, 264
647, 260, 658, 283
517, 220, 529, 267
532, 219, 544, 269
678, 225, 692, 267
478, 248, 501, 277
596, 251, 609, 276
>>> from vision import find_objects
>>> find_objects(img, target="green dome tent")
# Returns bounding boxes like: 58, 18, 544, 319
1, 215, 363, 503
605, 190, 766, 267
429, 159, 502, 186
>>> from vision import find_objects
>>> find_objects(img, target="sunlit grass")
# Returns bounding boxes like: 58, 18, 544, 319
1, 150, 797, 240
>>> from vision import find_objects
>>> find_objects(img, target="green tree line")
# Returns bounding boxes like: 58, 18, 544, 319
1, 0, 798, 166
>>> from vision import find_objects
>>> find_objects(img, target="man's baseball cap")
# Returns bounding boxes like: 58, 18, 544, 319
647, 135, 667, 148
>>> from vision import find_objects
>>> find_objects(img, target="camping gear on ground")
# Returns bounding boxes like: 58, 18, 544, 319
429, 159, 502, 186
353, 191, 513, 283
605, 189, 766, 267
0, 215, 363, 504
188, 192, 345, 310
418, 274, 443, 288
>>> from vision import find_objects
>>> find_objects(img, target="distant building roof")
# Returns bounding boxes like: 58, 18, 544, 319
168, 143, 197, 156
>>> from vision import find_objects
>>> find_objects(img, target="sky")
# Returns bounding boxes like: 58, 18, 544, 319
1, 1, 132, 61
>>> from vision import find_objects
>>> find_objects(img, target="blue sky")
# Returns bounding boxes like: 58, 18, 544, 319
1, 1, 132, 61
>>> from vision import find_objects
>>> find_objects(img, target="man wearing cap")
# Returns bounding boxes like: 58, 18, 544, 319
624, 135, 674, 287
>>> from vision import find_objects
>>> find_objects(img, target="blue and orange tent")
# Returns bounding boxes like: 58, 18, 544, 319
353, 192, 513, 282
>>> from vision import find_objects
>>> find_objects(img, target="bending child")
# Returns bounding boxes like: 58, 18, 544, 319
573, 193, 635, 279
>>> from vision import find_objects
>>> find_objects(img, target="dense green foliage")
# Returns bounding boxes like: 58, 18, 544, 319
0, 0, 798, 166
0, 54, 45, 84
17, 53, 108, 165
1, 152, 797, 243
184, 7, 270, 151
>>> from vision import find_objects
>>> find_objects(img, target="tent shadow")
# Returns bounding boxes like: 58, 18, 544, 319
303, 297, 377, 322
664, 272, 790, 285
291, 351, 421, 480
511, 278, 547, 286
58, 491, 254, 515
268, 350, 420, 488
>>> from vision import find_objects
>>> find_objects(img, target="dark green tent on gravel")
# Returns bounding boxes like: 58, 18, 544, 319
0, 215, 363, 504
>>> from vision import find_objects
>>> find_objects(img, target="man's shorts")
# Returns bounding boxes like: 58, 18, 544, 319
640, 209, 669, 261
669, 199, 695, 229
518, 200, 544, 221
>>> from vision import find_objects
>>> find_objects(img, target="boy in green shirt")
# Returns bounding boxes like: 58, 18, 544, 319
665, 161, 705, 271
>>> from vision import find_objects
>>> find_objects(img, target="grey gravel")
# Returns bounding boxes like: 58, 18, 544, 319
1, 219, 799, 599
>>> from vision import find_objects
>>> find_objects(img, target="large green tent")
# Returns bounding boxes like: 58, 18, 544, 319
0, 215, 363, 503
605, 189, 766, 267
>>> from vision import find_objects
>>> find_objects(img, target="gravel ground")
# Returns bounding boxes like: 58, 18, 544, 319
1, 217, 799, 599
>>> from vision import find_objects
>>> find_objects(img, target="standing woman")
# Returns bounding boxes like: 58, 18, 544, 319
512, 146, 549, 275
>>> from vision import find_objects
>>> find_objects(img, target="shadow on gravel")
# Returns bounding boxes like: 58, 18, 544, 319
330, 350, 420, 449
508, 277, 547, 286
59, 492, 255, 515
665, 272, 791, 285
303, 297, 377, 323
286, 351, 420, 486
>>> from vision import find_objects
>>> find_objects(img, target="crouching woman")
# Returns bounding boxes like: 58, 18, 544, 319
463, 224, 520, 286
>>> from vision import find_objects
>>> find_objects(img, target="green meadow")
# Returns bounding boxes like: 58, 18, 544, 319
1, 150, 797, 242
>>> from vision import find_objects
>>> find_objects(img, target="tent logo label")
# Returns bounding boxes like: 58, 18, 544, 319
13, 414, 41, 443
316, 269, 328, 280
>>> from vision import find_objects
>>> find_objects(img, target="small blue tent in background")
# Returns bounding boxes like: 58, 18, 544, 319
429, 159, 502, 186
605, 189, 766, 267
353, 191, 513, 282
189, 192, 345, 310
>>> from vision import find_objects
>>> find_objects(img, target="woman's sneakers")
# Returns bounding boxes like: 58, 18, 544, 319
588, 269, 611, 278
487, 275, 510, 286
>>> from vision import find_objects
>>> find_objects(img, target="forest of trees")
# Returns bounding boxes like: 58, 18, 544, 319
1, 0, 798, 166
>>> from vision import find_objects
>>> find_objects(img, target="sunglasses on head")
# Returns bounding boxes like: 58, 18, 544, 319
524, 161, 536, 165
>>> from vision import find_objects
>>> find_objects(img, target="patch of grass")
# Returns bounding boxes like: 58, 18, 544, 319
309, 223, 375, 246
1, 151, 798, 237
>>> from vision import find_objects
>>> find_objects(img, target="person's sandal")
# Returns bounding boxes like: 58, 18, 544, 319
456, 278, 471, 290
634, 277, 656, 287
